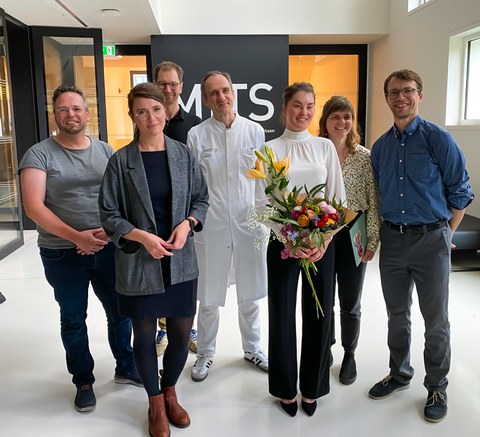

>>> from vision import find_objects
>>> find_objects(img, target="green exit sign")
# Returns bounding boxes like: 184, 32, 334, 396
103, 45, 116, 56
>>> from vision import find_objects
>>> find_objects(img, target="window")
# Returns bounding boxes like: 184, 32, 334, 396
465, 37, 480, 120
446, 26, 480, 126
408, 0, 434, 13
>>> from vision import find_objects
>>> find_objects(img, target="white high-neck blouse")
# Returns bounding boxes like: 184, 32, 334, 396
265, 128, 346, 203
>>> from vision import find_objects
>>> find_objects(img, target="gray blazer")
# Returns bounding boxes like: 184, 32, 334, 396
99, 137, 209, 296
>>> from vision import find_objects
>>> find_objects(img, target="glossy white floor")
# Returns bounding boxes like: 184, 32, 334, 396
1, 231, 479, 437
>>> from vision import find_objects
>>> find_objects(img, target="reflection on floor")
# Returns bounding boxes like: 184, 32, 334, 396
0, 231, 479, 436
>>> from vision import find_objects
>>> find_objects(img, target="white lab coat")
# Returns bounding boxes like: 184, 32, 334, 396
187, 115, 268, 306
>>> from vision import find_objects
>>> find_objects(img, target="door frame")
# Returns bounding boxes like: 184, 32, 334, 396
30, 26, 106, 141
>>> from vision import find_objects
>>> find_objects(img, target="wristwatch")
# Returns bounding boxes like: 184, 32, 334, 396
186, 217, 196, 232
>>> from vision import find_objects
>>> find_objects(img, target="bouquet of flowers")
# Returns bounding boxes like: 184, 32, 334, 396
247, 146, 350, 318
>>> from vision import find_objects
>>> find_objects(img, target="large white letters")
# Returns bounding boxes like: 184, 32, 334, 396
179, 82, 274, 121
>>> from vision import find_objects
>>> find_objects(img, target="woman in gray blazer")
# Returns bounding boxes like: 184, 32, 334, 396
99, 82, 208, 437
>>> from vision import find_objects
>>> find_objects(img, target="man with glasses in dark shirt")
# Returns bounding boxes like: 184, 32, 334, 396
155, 61, 202, 144
368, 69, 473, 423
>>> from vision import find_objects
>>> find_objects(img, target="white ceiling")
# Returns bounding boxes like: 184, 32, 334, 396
1, 0, 161, 44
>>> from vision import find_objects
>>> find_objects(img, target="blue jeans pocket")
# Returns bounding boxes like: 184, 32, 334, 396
39, 247, 68, 261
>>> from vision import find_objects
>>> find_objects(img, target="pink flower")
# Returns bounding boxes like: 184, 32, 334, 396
319, 201, 337, 215
281, 249, 292, 260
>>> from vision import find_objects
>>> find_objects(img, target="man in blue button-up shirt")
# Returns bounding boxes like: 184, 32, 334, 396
369, 69, 473, 423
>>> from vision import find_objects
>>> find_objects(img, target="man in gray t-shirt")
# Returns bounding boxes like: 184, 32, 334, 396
19, 85, 141, 413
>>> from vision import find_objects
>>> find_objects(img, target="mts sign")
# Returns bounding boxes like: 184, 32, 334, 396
179, 82, 275, 122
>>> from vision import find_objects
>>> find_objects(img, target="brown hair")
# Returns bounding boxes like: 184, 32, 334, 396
383, 69, 423, 96
52, 84, 87, 110
127, 82, 166, 140
200, 71, 233, 98
154, 60, 184, 82
281, 82, 315, 127
319, 96, 361, 154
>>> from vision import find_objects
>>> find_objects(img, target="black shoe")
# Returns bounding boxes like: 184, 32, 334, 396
74, 384, 96, 412
0, 292, 5, 304
280, 400, 298, 417
329, 351, 334, 367
114, 370, 144, 387
424, 391, 447, 423
301, 399, 317, 416
339, 352, 357, 385
368, 376, 410, 399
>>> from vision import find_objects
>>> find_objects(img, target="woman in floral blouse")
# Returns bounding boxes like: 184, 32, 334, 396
319, 95, 380, 386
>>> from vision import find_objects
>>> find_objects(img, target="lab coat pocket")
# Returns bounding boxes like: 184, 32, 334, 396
240, 146, 256, 170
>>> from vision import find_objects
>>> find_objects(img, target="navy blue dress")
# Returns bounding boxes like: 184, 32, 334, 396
118, 150, 197, 319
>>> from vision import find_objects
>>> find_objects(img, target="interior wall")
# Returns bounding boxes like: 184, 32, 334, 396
369, 0, 480, 217
158, 0, 389, 40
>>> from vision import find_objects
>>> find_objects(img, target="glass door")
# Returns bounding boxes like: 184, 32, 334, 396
0, 12, 23, 259
103, 46, 149, 150
30, 27, 106, 141
289, 45, 368, 143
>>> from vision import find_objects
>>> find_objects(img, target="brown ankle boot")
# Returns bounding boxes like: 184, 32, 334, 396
148, 394, 170, 437
163, 385, 191, 428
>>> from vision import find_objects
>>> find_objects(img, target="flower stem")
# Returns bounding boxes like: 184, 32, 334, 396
300, 259, 324, 318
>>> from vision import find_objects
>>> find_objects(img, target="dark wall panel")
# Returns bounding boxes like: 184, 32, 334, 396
151, 35, 289, 141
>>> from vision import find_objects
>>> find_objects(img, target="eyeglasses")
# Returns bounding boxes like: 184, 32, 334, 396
134, 106, 164, 120
56, 106, 87, 114
156, 81, 180, 90
385, 87, 420, 99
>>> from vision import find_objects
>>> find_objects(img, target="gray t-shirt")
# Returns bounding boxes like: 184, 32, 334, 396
18, 137, 114, 249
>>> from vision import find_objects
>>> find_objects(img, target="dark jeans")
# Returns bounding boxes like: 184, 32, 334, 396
332, 226, 368, 353
40, 243, 135, 387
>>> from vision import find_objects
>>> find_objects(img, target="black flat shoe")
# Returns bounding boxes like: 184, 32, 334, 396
301, 399, 317, 416
339, 352, 357, 385
280, 400, 298, 417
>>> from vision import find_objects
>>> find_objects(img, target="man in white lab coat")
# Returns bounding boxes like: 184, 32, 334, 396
187, 71, 269, 382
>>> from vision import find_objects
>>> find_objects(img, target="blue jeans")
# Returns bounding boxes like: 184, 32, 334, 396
40, 243, 135, 387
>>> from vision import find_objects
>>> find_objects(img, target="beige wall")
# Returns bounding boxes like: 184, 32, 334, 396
159, 0, 389, 41
369, 0, 480, 216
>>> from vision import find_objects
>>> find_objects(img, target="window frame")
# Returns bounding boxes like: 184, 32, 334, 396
408, 0, 436, 14
446, 25, 480, 127
463, 34, 480, 122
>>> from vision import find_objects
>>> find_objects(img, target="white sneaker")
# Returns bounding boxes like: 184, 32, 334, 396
244, 350, 269, 373
155, 330, 168, 357
191, 354, 213, 382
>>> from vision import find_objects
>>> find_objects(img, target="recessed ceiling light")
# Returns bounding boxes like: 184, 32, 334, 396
101, 9, 121, 17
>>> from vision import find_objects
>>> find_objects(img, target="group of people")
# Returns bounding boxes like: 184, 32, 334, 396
17, 62, 473, 437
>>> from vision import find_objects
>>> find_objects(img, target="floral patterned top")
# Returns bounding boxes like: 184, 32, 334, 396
341, 145, 380, 253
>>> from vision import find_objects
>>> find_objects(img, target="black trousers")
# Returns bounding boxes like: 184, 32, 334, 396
332, 227, 368, 352
267, 239, 335, 400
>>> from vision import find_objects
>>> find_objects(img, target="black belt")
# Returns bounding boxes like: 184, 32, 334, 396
384, 220, 447, 234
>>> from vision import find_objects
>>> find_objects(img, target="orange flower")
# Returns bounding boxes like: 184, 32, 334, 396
273, 156, 290, 175
306, 209, 316, 219
246, 159, 266, 179
297, 214, 309, 227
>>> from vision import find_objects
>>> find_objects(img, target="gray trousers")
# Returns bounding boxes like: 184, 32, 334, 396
379, 222, 451, 393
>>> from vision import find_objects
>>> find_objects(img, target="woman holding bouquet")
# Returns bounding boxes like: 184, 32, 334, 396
265, 82, 345, 416
319, 96, 380, 385
99, 83, 209, 437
